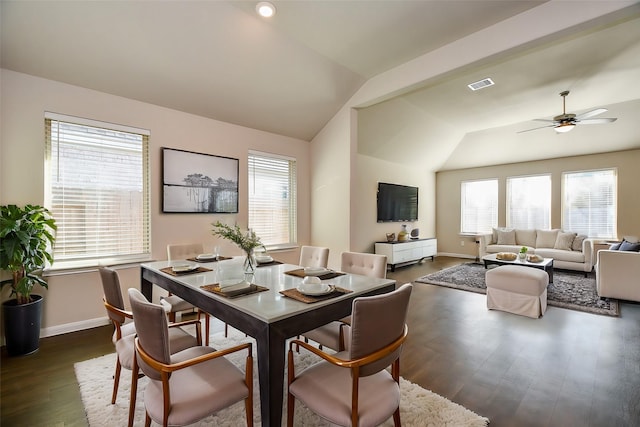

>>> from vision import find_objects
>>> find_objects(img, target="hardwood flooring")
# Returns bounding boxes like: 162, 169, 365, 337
1, 256, 638, 426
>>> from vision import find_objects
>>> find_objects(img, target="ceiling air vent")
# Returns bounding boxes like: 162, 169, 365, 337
467, 78, 494, 91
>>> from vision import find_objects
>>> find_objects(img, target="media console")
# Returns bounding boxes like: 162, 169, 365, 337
375, 238, 437, 271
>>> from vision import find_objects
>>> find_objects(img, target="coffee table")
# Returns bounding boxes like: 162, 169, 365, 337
482, 253, 554, 283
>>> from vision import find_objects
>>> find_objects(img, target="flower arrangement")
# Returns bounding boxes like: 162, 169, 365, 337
211, 221, 265, 272
519, 246, 528, 254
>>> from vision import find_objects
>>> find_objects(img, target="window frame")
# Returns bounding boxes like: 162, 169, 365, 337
44, 112, 151, 270
247, 150, 298, 250
460, 178, 498, 235
506, 173, 551, 230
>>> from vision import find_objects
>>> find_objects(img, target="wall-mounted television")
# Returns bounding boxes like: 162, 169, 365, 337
377, 182, 419, 222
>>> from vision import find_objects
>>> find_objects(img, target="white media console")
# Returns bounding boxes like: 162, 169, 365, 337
375, 238, 437, 271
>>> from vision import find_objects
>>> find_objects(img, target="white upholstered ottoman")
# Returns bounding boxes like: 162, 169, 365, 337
486, 265, 549, 318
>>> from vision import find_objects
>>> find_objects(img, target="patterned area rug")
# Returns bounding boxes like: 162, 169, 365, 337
74, 330, 489, 426
416, 263, 619, 317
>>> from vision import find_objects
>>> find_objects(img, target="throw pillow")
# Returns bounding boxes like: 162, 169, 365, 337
497, 229, 516, 245
536, 229, 559, 248
609, 241, 622, 250
554, 232, 577, 251
619, 240, 640, 252
572, 234, 587, 251
515, 229, 537, 247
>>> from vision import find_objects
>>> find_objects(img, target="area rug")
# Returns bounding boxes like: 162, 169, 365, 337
74, 330, 488, 426
416, 263, 619, 317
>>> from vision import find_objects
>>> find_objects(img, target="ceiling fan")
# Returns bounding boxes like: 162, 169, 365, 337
518, 90, 617, 134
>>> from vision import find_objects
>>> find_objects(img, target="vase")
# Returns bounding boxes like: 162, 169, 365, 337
243, 250, 257, 278
519, 253, 526, 261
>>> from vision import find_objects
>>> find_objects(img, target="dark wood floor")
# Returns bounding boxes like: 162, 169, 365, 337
2, 256, 639, 426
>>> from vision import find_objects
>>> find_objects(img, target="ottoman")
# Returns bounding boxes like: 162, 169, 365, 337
486, 265, 549, 318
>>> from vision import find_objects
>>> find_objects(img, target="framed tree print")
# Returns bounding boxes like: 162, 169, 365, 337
162, 148, 239, 213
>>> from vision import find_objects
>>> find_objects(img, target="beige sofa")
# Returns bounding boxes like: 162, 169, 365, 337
596, 249, 640, 302
478, 228, 594, 274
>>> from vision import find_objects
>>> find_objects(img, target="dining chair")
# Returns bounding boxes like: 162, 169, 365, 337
299, 245, 329, 269
302, 251, 387, 351
128, 288, 254, 427
287, 283, 413, 427
164, 243, 215, 343
99, 267, 200, 427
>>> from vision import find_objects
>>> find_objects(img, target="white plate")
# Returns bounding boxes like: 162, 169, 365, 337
172, 263, 198, 273
196, 253, 217, 261
303, 267, 328, 276
220, 279, 245, 288
256, 255, 273, 264
297, 284, 334, 296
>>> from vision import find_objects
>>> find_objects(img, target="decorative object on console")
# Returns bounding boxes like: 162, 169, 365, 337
398, 224, 409, 242
411, 228, 420, 239
386, 233, 395, 242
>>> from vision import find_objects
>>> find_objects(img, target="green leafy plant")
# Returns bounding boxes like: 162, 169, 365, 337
0, 204, 57, 304
211, 221, 265, 254
520, 246, 528, 255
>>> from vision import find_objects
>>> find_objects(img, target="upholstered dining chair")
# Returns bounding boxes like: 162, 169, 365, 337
299, 245, 330, 269
128, 288, 254, 427
99, 267, 200, 427
302, 251, 388, 351
287, 283, 412, 427
165, 243, 214, 344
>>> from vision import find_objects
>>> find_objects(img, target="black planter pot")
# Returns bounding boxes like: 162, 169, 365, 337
3, 294, 44, 356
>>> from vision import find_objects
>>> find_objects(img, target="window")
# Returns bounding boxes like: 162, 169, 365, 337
45, 113, 150, 268
248, 151, 297, 248
506, 174, 551, 229
461, 179, 498, 234
562, 169, 617, 238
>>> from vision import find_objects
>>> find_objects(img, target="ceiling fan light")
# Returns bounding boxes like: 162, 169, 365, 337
554, 122, 575, 133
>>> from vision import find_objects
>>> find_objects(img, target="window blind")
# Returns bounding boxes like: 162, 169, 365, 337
562, 169, 617, 238
460, 179, 498, 234
506, 174, 551, 229
248, 152, 297, 248
45, 115, 150, 267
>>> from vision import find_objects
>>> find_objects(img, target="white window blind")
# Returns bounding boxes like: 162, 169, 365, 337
506, 174, 551, 229
562, 169, 617, 238
461, 179, 498, 234
248, 152, 297, 248
45, 114, 150, 267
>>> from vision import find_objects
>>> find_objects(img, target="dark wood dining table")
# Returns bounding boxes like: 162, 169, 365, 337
140, 259, 396, 427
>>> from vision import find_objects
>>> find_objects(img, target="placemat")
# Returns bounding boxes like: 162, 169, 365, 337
186, 256, 233, 263
200, 283, 269, 298
284, 268, 346, 280
280, 286, 352, 304
160, 266, 212, 276
257, 260, 283, 267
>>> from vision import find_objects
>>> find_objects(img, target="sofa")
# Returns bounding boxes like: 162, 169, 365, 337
595, 237, 640, 302
478, 228, 594, 274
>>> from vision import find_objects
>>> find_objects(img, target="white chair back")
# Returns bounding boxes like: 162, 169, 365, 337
167, 243, 204, 261
299, 246, 329, 268
340, 251, 387, 278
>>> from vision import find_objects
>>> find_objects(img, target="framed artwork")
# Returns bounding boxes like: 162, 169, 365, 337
162, 148, 239, 213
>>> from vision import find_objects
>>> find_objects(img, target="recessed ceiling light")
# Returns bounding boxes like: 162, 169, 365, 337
467, 78, 494, 91
256, 2, 276, 18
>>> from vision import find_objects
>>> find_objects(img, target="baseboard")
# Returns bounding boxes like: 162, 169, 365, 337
40, 317, 111, 338
438, 252, 476, 260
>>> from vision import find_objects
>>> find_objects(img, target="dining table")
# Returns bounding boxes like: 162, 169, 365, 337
140, 259, 396, 427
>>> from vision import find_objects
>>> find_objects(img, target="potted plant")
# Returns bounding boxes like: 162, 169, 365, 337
211, 221, 265, 275
1, 204, 56, 356
519, 246, 528, 261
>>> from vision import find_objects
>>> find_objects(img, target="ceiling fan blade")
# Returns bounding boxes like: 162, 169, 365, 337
517, 124, 555, 134
575, 108, 607, 120
578, 117, 617, 124
532, 118, 556, 123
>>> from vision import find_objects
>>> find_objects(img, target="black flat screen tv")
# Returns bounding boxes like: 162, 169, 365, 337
377, 182, 418, 222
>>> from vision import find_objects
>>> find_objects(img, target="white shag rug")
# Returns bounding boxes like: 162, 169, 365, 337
74, 330, 489, 426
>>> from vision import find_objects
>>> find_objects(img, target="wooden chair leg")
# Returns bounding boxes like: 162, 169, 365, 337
128, 363, 139, 427
224, 322, 228, 337
167, 312, 176, 323
112, 357, 122, 404
205, 313, 210, 346
144, 413, 152, 427
393, 407, 401, 426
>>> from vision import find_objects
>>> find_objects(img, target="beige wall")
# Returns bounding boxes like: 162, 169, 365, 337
0, 69, 311, 337
436, 149, 640, 259
353, 154, 435, 253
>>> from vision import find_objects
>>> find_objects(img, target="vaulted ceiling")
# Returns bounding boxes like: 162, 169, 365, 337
2, 1, 639, 170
